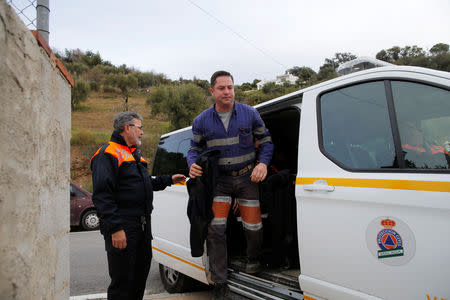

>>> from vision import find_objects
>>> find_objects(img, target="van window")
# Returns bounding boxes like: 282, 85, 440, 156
319, 80, 450, 171
392, 81, 450, 169
320, 81, 396, 169
152, 130, 193, 176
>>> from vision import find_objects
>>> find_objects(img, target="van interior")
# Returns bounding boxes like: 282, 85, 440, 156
225, 106, 302, 291
152, 103, 303, 297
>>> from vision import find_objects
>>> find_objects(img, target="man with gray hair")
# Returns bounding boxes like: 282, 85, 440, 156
91, 111, 185, 300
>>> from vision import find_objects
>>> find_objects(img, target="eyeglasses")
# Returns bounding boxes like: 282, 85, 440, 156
129, 124, 143, 130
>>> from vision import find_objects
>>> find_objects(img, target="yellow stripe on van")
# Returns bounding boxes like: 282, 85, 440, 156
304, 295, 317, 300
296, 177, 450, 193
152, 246, 205, 271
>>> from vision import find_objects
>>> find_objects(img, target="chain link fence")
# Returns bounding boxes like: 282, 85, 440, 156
7, 0, 50, 42
7, 0, 37, 29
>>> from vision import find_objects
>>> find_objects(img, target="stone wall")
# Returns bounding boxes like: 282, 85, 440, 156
0, 1, 72, 299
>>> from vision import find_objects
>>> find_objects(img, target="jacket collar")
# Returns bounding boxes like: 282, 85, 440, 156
110, 131, 140, 158
213, 102, 237, 115
110, 131, 129, 147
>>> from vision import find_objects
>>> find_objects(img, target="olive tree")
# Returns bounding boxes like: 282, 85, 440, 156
103, 74, 138, 111
147, 83, 209, 130
71, 78, 90, 110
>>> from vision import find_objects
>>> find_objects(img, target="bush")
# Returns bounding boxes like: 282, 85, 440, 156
147, 84, 209, 130
71, 78, 90, 110
102, 85, 120, 93
89, 81, 99, 92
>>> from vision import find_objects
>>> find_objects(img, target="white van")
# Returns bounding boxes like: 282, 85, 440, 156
150, 66, 450, 300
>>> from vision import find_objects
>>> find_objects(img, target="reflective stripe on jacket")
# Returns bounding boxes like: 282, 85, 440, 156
402, 143, 449, 155
187, 102, 274, 172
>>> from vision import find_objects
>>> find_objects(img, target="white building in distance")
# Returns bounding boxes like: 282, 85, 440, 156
257, 72, 299, 90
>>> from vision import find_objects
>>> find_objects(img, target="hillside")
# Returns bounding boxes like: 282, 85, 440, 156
68, 43, 450, 191
71, 92, 170, 191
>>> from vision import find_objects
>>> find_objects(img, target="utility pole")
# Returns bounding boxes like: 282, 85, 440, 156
36, 0, 49, 42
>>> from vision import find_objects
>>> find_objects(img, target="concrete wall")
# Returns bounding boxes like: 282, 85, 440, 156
0, 1, 71, 299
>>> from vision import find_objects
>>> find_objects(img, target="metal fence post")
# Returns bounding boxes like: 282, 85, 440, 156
36, 0, 49, 43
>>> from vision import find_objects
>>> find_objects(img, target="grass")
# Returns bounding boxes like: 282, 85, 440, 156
73, 104, 91, 112
71, 92, 171, 190
71, 128, 110, 145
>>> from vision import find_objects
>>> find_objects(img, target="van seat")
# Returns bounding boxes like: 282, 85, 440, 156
325, 143, 376, 169
348, 147, 376, 169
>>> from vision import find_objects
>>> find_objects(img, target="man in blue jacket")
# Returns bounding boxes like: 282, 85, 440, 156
91, 111, 185, 300
187, 71, 274, 299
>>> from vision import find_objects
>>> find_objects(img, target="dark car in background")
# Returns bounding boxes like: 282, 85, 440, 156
70, 182, 99, 231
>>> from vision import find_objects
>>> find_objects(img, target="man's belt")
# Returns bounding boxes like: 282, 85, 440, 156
221, 163, 254, 177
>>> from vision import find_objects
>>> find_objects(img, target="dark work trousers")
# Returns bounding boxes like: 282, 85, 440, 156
105, 221, 152, 300
207, 170, 262, 283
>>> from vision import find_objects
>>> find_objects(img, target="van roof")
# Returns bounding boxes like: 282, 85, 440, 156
160, 125, 192, 138
254, 66, 450, 111
160, 66, 449, 138
336, 56, 394, 75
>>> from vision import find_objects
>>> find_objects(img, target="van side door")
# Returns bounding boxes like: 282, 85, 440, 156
297, 73, 450, 300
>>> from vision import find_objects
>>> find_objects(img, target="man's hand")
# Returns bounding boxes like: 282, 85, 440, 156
172, 174, 186, 184
250, 162, 268, 183
111, 229, 127, 249
189, 163, 203, 178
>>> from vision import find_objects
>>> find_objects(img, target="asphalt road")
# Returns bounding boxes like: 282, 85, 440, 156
70, 229, 253, 300
70, 229, 165, 296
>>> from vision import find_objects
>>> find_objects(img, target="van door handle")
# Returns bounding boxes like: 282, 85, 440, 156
303, 180, 335, 192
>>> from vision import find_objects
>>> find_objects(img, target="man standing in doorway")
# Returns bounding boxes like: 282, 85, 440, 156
91, 111, 185, 300
187, 71, 274, 299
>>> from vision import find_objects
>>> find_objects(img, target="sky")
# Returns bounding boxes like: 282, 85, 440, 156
47, 0, 450, 84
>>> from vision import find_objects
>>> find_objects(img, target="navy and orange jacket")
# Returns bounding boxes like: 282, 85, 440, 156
90, 131, 172, 236
402, 143, 449, 169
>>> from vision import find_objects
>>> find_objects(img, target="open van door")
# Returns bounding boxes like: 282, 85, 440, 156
151, 127, 210, 292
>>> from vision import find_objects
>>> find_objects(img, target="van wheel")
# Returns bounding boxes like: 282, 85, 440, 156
159, 263, 193, 293
81, 209, 99, 231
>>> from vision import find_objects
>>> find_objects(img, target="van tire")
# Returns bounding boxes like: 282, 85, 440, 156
159, 263, 193, 293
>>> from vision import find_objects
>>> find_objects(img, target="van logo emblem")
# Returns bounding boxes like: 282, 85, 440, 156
377, 219, 404, 259
366, 216, 415, 265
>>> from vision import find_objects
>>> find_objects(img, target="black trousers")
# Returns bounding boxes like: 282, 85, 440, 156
105, 222, 152, 300
208, 172, 262, 283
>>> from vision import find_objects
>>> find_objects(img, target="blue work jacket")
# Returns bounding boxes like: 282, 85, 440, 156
187, 102, 274, 172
